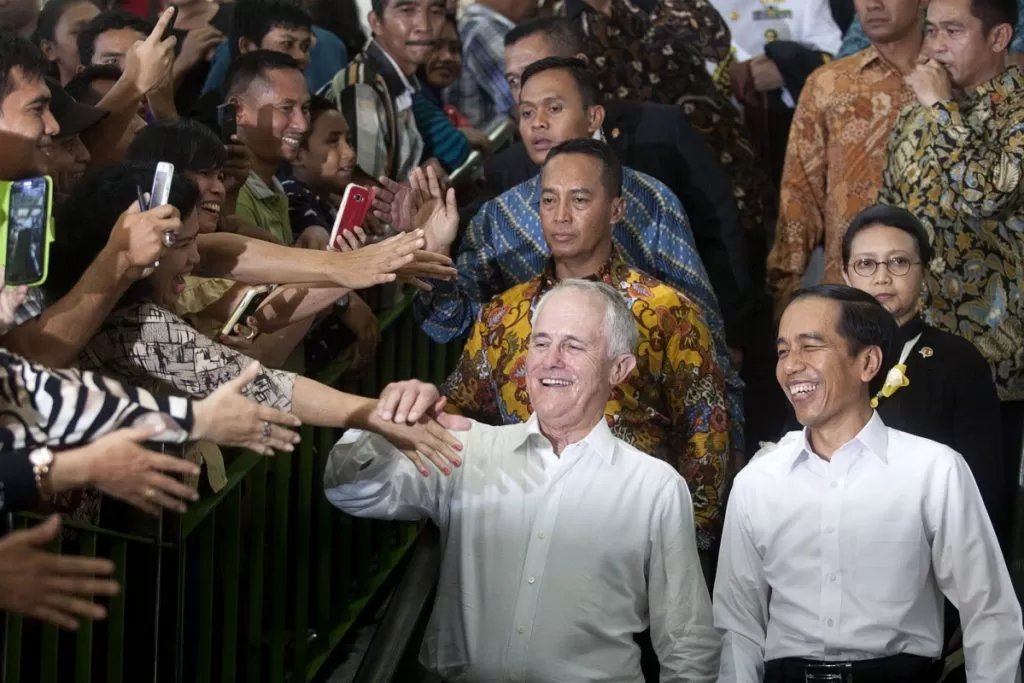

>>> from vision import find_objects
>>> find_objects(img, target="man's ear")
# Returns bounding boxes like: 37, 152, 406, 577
609, 196, 626, 224
238, 36, 258, 54
990, 22, 1013, 53
367, 10, 381, 37
861, 345, 885, 385
609, 353, 637, 385
588, 103, 605, 133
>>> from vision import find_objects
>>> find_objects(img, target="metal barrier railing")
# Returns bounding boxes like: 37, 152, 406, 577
2, 293, 462, 683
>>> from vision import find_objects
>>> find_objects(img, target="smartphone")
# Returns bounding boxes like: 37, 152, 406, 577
4, 177, 52, 287
217, 102, 237, 143
149, 161, 174, 209
162, 6, 178, 42
220, 285, 275, 338
328, 184, 374, 251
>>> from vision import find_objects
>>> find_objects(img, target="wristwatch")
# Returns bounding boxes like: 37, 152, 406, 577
29, 447, 55, 497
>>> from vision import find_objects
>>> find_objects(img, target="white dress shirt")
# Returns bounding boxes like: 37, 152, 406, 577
325, 415, 720, 682
714, 412, 1023, 682
711, 0, 842, 63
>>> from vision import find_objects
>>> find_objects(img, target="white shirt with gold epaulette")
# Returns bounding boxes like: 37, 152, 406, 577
710, 0, 842, 62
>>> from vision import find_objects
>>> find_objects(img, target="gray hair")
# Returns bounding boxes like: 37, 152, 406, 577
531, 279, 639, 358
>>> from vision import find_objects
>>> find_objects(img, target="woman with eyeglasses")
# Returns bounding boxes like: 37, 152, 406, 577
840, 203, 1006, 683
841, 204, 1005, 533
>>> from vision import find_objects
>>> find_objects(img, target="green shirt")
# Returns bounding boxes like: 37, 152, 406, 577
236, 172, 293, 244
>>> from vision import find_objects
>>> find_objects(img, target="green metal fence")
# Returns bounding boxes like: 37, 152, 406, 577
3, 293, 462, 683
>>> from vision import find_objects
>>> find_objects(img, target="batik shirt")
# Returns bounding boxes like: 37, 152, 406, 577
879, 67, 1024, 401
767, 46, 915, 317
441, 254, 730, 548
556, 0, 778, 242
415, 167, 745, 451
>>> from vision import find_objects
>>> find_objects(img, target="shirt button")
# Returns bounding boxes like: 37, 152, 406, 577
538, 532, 546, 539
825, 526, 835, 533
829, 481, 838, 489
828, 573, 837, 582
528, 576, 536, 584
826, 618, 835, 626
517, 625, 526, 634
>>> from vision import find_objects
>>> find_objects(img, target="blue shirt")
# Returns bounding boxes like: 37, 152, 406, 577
414, 167, 745, 446
201, 26, 348, 96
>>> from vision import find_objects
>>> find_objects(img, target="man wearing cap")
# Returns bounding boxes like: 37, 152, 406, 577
45, 77, 108, 203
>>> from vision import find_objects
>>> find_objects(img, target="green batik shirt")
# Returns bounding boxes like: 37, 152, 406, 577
879, 66, 1024, 401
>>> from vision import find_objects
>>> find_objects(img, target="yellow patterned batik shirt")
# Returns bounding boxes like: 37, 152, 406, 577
441, 255, 730, 548
879, 66, 1024, 401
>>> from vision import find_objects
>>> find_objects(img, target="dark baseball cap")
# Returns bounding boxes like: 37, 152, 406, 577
46, 77, 108, 139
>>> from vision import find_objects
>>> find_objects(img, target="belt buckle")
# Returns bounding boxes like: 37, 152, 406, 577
804, 662, 854, 683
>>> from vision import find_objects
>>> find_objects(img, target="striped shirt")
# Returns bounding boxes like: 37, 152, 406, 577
0, 348, 193, 453
412, 90, 471, 173
448, 3, 517, 129
414, 167, 745, 446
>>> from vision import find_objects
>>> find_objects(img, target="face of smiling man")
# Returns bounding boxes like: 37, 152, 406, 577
525, 285, 636, 447
235, 65, 310, 167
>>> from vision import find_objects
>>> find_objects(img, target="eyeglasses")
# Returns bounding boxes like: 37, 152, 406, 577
849, 256, 921, 277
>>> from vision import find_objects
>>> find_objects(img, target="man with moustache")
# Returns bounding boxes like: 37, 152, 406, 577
715, 284, 1023, 682
766, 0, 923, 319
878, 0, 1024, 528
320, 0, 447, 182
324, 279, 721, 681
393, 56, 746, 454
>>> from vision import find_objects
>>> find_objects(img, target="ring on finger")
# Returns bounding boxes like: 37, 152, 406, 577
243, 327, 257, 341
162, 230, 176, 248
145, 488, 156, 499
261, 420, 272, 439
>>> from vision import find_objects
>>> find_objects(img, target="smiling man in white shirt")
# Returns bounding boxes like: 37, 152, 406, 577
324, 279, 720, 682
714, 283, 1024, 682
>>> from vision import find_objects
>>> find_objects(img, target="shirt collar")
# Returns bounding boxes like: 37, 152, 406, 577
968, 64, 1024, 102
517, 413, 617, 465
464, 3, 516, 30
538, 250, 630, 293
245, 171, 286, 200
563, 0, 657, 19
365, 39, 418, 96
792, 411, 889, 470
896, 314, 926, 346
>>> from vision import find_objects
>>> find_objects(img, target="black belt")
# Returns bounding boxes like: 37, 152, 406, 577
764, 654, 942, 683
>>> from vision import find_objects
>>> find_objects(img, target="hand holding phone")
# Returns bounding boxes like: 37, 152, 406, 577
220, 285, 275, 339
329, 184, 375, 251
217, 102, 237, 143
2, 177, 53, 287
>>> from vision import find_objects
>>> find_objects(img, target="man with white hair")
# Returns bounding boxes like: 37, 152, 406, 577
323, 278, 721, 682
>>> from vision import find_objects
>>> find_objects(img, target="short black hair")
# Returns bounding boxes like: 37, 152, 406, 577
969, 0, 1018, 34
302, 94, 340, 149
789, 284, 897, 396
520, 56, 600, 107
64, 63, 121, 104
230, 0, 312, 58
0, 30, 49, 104
543, 138, 622, 199
77, 11, 151, 66
504, 16, 584, 56
371, 0, 389, 16
224, 49, 303, 100
126, 118, 227, 173
841, 204, 935, 269
47, 161, 199, 306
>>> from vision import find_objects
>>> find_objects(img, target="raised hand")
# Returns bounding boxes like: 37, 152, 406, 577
371, 175, 418, 233
191, 362, 302, 455
0, 276, 27, 335
221, 135, 251, 197
76, 425, 202, 515
411, 163, 459, 255
122, 7, 177, 96
174, 25, 225, 73
103, 199, 181, 280
906, 56, 952, 108
0, 515, 119, 630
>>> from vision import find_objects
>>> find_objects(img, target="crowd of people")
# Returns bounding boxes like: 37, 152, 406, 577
0, 0, 1021, 679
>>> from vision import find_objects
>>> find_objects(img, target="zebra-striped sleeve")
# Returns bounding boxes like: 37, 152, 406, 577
0, 350, 194, 452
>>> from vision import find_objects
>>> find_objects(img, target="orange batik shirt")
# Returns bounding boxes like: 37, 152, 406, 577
767, 46, 916, 318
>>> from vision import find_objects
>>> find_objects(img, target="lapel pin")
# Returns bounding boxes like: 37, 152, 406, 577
611, 128, 621, 139
918, 346, 933, 358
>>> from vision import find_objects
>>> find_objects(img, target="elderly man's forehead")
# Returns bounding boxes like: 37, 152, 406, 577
534, 288, 606, 329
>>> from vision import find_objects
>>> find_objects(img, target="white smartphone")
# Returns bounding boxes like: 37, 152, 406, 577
220, 284, 275, 338
149, 161, 174, 209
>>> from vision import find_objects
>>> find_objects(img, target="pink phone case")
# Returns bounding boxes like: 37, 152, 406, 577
330, 185, 375, 250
